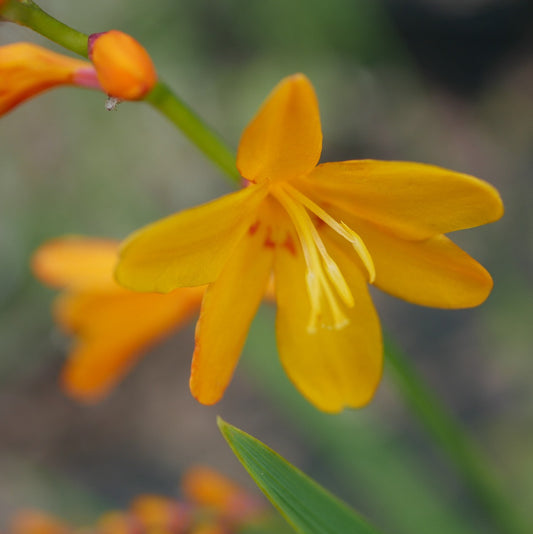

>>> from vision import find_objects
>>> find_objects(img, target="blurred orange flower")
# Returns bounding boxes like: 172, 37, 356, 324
9, 511, 69, 534
131, 495, 188, 531
8, 467, 266, 534
182, 466, 264, 523
32, 236, 204, 403
0, 43, 98, 116
116, 73, 504, 412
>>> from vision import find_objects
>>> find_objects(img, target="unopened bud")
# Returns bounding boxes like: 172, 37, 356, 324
88, 30, 157, 100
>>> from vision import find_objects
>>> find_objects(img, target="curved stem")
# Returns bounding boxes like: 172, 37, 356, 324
1, 0, 88, 57
1, 1, 240, 184
385, 335, 530, 534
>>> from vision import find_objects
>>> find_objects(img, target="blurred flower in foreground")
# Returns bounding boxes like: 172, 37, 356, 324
0, 31, 156, 116
117, 74, 504, 412
0, 43, 98, 116
32, 236, 205, 403
10, 511, 69, 534
9, 466, 266, 534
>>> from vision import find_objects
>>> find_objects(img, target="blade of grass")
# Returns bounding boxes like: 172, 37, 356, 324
219, 418, 383, 534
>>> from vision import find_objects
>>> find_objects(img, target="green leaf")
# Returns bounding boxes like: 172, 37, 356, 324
218, 417, 384, 534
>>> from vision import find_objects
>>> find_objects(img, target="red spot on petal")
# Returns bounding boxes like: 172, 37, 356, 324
264, 227, 276, 248
283, 234, 297, 256
248, 221, 260, 235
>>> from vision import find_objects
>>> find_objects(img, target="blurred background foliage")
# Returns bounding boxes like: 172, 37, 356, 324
1, 0, 533, 532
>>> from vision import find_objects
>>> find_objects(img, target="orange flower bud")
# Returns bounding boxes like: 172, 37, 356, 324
89, 30, 157, 100
0, 43, 99, 116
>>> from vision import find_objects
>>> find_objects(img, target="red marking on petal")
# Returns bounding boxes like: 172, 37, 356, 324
248, 221, 260, 235
283, 234, 297, 256
264, 228, 276, 248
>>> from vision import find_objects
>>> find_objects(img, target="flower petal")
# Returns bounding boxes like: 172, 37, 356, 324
57, 287, 204, 402
348, 217, 494, 308
0, 43, 97, 116
32, 236, 119, 290
237, 74, 322, 184
116, 184, 268, 292
274, 227, 383, 412
299, 160, 504, 240
190, 219, 274, 405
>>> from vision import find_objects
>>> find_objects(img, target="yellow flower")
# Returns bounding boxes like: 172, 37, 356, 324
116, 74, 503, 412
32, 236, 205, 403
0, 42, 98, 116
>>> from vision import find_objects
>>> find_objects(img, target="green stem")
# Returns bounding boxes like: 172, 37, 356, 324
145, 82, 240, 183
385, 335, 530, 534
1, 1, 240, 184
1, 0, 88, 57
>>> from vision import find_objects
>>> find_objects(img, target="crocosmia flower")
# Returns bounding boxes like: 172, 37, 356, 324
0, 42, 98, 116
88, 30, 157, 100
116, 74, 503, 412
33, 236, 204, 402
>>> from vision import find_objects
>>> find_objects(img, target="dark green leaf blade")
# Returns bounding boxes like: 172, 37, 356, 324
218, 417, 384, 534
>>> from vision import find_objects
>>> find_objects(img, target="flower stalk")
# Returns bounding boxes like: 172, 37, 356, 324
1, 0, 88, 57
1, 0, 240, 182
385, 336, 530, 534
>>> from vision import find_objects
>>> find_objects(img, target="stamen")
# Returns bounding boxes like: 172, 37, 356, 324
307, 219, 354, 308
283, 183, 375, 282
272, 185, 351, 333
